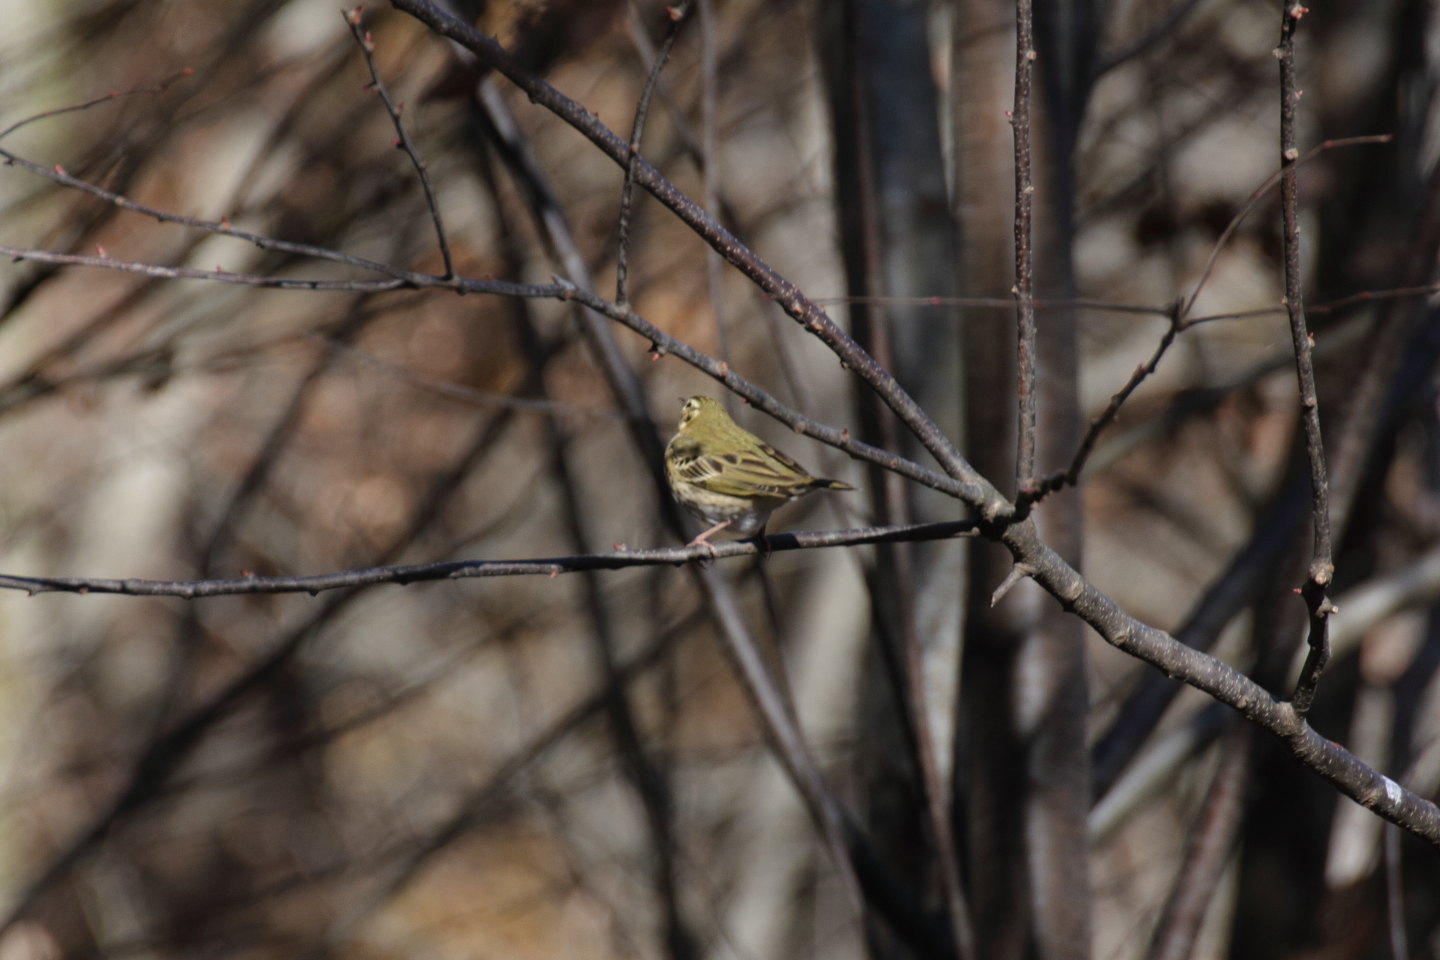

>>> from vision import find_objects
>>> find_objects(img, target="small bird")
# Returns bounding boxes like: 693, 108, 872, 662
665, 395, 853, 545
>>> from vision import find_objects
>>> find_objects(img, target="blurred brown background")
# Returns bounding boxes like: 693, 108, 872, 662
0, 1, 1436, 958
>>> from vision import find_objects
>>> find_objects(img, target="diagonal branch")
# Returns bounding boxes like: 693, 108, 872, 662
1000, 517, 1440, 846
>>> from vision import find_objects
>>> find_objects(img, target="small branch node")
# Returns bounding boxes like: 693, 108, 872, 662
990, 564, 1033, 606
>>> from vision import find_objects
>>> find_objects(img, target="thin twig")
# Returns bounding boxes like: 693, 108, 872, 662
820, 277, 1423, 319
1018, 134, 1393, 507
0, 243, 414, 291
344, 8, 455, 279
0, 142, 464, 286
1182, 134, 1392, 320
0, 521, 977, 598
815, 293, 1172, 314
1024, 298, 1184, 503
1277, 1, 1333, 716
616, 1, 692, 305
0, 68, 195, 142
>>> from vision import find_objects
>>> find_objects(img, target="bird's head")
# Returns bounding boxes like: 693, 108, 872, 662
676, 395, 724, 431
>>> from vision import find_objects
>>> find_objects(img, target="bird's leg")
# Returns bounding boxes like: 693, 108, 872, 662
688, 519, 730, 558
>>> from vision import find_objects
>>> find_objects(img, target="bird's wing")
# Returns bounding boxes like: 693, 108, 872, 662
670, 437, 814, 500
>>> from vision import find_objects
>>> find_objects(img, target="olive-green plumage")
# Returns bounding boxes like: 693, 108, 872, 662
664, 396, 852, 542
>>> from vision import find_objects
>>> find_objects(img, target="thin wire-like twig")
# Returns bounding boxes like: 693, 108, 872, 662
1016, 134, 1393, 507
1276, 1, 1334, 715
0, 243, 414, 291
1183, 133, 1392, 320
816, 273, 1420, 320
1028, 297, 1184, 501
616, 1, 692, 305
0, 521, 977, 598
344, 8, 455, 279
0, 68, 195, 142
0, 143, 458, 283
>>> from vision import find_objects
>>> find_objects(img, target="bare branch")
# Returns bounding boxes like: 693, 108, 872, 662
1003, 518, 1440, 847
615, 1, 692, 305
0, 68, 194, 142
1277, 1, 1334, 715
1012, 0, 1037, 489
343, 8, 455, 279
0, 143, 457, 287
0, 521, 978, 598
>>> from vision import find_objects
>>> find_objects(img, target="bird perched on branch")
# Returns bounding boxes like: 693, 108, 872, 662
664, 395, 853, 545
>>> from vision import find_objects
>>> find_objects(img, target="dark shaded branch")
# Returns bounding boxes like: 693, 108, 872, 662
0, 244, 414, 291
1146, 723, 1252, 960
1277, 1, 1334, 716
1012, 0, 1037, 488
